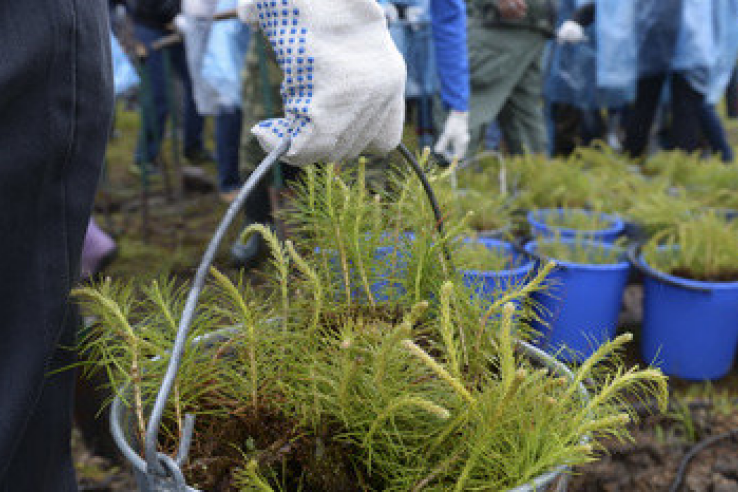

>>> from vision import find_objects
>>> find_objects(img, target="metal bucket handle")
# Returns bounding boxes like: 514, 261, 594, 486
132, 140, 449, 482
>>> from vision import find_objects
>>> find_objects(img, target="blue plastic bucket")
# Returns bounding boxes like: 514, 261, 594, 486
461, 238, 534, 303
527, 208, 625, 244
315, 233, 410, 302
526, 239, 630, 362
637, 251, 738, 380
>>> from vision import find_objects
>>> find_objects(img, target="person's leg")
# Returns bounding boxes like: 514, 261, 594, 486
670, 72, 704, 155
623, 74, 668, 158
0, 1, 114, 490
496, 54, 547, 155
133, 23, 170, 164
550, 103, 582, 157
169, 43, 208, 159
698, 103, 734, 162
216, 106, 244, 195
725, 65, 738, 119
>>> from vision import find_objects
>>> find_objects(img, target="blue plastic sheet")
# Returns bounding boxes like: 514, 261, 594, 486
596, 0, 637, 105
635, 0, 683, 78
201, 0, 251, 110
707, 0, 738, 103
545, 0, 636, 109
110, 33, 139, 97
636, 0, 738, 102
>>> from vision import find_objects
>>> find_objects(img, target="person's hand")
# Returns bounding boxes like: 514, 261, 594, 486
434, 110, 470, 162
557, 20, 587, 44
406, 6, 426, 24
237, 0, 406, 167
182, 0, 218, 18
382, 2, 399, 23
173, 14, 189, 33
497, 0, 527, 20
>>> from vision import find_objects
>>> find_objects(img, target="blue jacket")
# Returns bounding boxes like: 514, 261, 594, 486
382, 0, 470, 111
430, 0, 470, 111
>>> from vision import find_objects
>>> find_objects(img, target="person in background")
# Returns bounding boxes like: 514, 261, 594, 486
380, 0, 471, 161
546, 0, 635, 156
621, 0, 738, 159
129, 0, 214, 170
0, 1, 114, 490
463, 0, 554, 156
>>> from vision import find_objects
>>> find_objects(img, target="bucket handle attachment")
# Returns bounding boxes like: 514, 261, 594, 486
137, 141, 449, 482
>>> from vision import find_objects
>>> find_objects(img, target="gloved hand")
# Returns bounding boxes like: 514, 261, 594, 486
557, 20, 587, 44
382, 2, 399, 23
497, 0, 527, 20
434, 110, 470, 162
182, 0, 218, 17
406, 6, 426, 24
237, 0, 407, 166
175, 0, 219, 33
173, 14, 189, 33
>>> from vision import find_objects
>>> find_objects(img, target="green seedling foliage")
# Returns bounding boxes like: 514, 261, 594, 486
642, 212, 738, 281
536, 208, 615, 233
535, 236, 625, 266
625, 185, 704, 238
455, 241, 525, 272
77, 154, 669, 491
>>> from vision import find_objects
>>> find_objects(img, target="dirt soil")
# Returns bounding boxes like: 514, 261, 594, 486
569, 403, 738, 492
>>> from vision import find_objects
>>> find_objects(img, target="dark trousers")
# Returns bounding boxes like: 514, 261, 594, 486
0, 1, 114, 490
134, 22, 205, 163
726, 66, 738, 119
624, 72, 703, 158
216, 107, 244, 192
699, 104, 734, 163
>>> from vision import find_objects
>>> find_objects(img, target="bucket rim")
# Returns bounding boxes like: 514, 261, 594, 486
638, 249, 738, 290
527, 208, 624, 236
461, 237, 535, 277
525, 239, 630, 271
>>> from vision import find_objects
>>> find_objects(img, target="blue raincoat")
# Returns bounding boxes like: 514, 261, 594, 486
379, 0, 469, 111
545, 0, 636, 109
111, 33, 139, 97
638, 0, 738, 103
200, 0, 251, 111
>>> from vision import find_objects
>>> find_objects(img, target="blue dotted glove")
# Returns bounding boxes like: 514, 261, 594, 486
238, 0, 407, 166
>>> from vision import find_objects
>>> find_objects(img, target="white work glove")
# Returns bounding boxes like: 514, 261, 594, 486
173, 14, 189, 33
434, 110, 470, 162
406, 6, 426, 23
237, 0, 407, 166
557, 20, 587, 44
175, 0, 219, 33
382, 2, 399, 23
